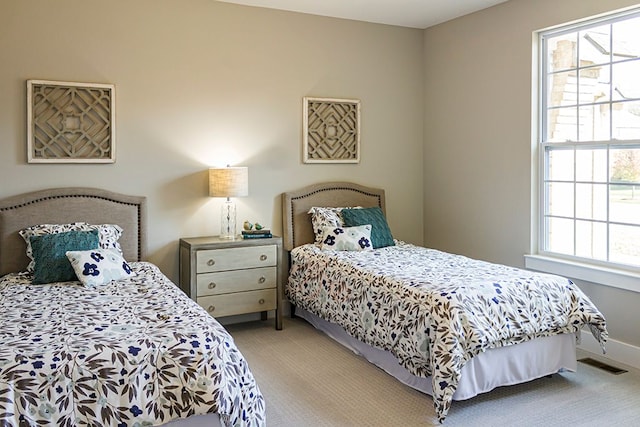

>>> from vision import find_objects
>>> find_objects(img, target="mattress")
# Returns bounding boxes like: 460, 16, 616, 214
0, 262, 265, 427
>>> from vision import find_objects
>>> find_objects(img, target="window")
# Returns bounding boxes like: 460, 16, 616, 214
535, 8, 640, 279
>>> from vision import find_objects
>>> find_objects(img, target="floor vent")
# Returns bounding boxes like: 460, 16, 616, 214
578, 357, 628, 375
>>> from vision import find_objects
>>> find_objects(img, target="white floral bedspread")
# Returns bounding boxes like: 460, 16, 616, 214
287, 242, 607, 422
0, 262, 265, 427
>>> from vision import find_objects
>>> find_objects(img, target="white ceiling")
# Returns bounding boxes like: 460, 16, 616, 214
216, 0, 509, 29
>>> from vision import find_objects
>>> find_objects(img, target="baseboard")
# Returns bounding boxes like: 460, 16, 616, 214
577, 331, 640, 371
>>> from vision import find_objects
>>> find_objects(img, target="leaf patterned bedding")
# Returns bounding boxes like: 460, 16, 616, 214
286, 242, 608, 422
0, 262, 266, 427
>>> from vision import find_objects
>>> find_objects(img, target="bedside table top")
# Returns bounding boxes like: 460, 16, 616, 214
180, 235, 282, 249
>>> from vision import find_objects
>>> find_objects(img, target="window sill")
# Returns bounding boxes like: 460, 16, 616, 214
524, 255, 640, 294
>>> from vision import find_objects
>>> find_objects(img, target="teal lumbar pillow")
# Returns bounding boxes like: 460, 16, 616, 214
30, 229, 100, 284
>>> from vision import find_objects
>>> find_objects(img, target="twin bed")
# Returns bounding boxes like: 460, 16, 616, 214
282, 181, 608, 422
0, 188, 265, 427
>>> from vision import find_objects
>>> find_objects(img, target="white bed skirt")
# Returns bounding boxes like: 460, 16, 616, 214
297, 307, 577, 400
161, 414, 222, 427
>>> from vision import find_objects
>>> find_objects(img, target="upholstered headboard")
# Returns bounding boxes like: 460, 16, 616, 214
282, 182, 386, 251
0, 187, 147, 276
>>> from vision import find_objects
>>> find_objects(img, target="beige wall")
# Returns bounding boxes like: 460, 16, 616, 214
423, 0, 640, 352
0, 0, 425, 281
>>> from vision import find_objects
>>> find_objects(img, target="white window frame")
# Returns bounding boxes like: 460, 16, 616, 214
526, 6, 640, 294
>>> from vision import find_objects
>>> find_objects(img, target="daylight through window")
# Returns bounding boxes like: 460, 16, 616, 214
539, 8, 640, 270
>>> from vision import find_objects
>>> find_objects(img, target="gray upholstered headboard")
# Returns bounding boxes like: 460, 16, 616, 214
0, 187, 147, 276
282, 182, 386, 251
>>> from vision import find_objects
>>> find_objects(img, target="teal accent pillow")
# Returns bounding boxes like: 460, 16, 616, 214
30, 229, 100, 284
341, 207, 394, 249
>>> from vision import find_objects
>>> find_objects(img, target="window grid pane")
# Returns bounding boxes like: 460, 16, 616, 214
540, 9, 640, 270
576, 220, 608, 260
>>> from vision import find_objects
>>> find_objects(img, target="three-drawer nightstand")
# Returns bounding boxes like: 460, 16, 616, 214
179, 235, 283, 330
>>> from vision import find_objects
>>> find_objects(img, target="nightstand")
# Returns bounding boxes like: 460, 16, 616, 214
179, 235, 283, 330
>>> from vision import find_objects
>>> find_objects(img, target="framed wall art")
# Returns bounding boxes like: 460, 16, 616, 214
303, 96, 360, 164
27, 80, 116, 163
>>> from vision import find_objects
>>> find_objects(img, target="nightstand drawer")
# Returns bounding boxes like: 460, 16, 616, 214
196, 266, 277, 296
198, 289, 277, 317
196, 245, 277, 273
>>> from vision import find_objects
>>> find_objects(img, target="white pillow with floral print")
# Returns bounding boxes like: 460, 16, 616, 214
19, 223, 124, 273
319, 224, 373, 251
66, 248, 136, 287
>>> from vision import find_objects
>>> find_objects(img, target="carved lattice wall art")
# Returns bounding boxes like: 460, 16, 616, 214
303, 97, 360, 163
27, 80, 116, 163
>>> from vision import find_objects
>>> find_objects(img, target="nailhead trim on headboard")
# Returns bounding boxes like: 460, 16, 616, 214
0, 188, 147, 275
282, 182, 386, 252
0, 194, 145, 262
289, 187, 383, 249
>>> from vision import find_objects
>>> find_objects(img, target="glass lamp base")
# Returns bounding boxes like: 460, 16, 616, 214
220, 199, 237, 239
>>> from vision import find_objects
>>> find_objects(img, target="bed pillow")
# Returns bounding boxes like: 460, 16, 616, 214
308, 207, 362, 244
30, 229, 100, 284
341, 207, 394, 249
66, 248, 136, 287
19, 223, 124, 272
91, 223, 124, 254
308, 207, 343, 244
319, 225, 373, 251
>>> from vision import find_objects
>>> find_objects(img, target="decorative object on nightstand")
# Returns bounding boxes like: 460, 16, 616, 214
209, 166, 248, 239
241, 220, 271, 239
179, 235, 283, 330
241, 229, 272, 239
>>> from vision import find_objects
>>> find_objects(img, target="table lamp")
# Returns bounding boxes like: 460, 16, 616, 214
209, 166, 248, 239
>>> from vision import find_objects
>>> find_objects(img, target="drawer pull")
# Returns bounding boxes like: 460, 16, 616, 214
258, 276, 266, 284
207, 259, 215, 266
260, 254, 267, 261
258, 298, 265, 304
208, 282, 217, 289
208, 305, 215, 312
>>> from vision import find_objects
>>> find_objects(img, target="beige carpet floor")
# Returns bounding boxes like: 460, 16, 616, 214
226, 317, 640, 427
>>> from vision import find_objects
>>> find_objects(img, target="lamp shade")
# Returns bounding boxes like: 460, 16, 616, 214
209, 167, 249, 198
